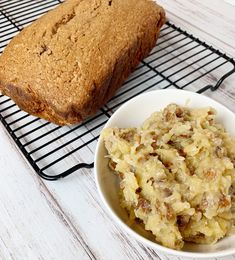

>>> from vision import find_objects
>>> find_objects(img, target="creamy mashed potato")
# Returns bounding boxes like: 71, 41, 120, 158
102, 104, 235, 250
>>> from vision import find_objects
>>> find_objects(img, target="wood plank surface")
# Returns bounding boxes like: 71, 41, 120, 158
0, 0, 235, 259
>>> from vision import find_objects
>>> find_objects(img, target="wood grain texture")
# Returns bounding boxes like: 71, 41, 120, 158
0, 0, 235, 259
157, 0, 235, 57
0, 127, 91, 260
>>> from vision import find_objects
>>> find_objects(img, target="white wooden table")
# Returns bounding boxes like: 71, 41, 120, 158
0, 0, 235, 259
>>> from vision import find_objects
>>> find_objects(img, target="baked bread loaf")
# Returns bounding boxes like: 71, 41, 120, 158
0, 0, 165, 125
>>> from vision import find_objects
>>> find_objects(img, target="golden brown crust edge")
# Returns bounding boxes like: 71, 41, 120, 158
0, 6, 165, 126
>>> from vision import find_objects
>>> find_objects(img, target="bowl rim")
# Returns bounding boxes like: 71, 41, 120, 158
94, 89, 235, 258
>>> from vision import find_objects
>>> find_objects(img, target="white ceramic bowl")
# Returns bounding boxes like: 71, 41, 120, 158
94, 89, 235, 258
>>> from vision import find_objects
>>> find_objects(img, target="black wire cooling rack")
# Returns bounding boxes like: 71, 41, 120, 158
0, 0, 235, 180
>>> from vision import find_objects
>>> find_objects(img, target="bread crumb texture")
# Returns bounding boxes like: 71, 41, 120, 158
0, 0, 165, 125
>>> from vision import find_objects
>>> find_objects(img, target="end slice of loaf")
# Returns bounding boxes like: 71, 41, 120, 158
0, 0, 165, 125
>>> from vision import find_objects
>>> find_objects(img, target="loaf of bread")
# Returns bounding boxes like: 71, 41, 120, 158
0, 0, 165, 125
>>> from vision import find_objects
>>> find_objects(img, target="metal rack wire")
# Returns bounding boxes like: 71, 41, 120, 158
0, 0, 235, 180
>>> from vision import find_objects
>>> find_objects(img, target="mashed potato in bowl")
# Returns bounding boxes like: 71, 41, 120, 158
101, 104, 235, 250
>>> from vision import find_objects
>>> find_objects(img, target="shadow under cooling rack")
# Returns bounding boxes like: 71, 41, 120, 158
0, 2, 235, 180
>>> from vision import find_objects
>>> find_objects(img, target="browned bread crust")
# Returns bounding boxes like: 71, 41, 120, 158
0, 0, 165, 125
